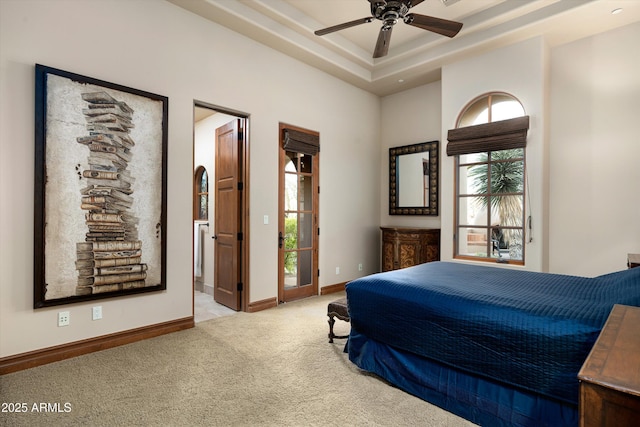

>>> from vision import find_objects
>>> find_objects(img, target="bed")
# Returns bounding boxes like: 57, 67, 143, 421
344, 262, 640, 427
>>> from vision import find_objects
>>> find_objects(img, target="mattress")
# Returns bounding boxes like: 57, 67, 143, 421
345, 262, 640, 405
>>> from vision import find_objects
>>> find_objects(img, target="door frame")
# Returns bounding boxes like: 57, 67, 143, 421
193, 100, 250, 312
277, 123, 319, 303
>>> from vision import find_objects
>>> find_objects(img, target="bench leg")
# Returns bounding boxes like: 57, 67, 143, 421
328, 315, 336, 343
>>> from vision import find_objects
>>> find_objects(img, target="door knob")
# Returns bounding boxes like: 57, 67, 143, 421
278, 232, 284, 248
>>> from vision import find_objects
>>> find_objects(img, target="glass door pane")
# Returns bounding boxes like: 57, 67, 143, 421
284, 212, 297, 289
298, 213, 312, 250
298, 249, 312, 286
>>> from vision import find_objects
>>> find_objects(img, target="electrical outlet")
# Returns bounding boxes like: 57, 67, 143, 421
92, 306, 103, 320
58, 311, 70, 327
358, 263, 363, 271
335, 267, 340, 275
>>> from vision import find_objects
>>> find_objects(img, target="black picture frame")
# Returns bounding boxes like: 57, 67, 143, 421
389, 141, 439, 216
34, 64, 168, 308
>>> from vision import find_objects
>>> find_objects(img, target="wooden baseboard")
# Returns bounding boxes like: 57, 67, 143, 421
247, 297, 277, 313
321, 282, 347, 295
0, 316, 194, 375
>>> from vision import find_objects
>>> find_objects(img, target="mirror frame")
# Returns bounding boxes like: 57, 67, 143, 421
389, 141, 439, 216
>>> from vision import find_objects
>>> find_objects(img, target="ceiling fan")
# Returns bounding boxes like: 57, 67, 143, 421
314, 0, 463, 58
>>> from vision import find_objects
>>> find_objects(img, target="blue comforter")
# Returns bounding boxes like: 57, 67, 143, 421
345, 262, 640, 405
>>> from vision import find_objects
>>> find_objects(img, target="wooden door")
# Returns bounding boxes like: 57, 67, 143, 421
278, 125, 319, 303
214, 119, 242, 310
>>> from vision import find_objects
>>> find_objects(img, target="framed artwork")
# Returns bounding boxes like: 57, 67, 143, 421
34, 64, 168, 308
389, 141, 439, 215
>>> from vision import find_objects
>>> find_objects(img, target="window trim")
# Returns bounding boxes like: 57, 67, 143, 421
449, 93, 528, 265
454, 150, 526, 265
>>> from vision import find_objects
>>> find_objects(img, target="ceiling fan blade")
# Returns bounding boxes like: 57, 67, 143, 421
404, 13, 463, 38
373, 25, 393, 58
406, 0, 426, 7
315, 17, 374, 36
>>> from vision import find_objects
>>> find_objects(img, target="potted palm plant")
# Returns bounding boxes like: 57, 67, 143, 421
467, 149, 524, 259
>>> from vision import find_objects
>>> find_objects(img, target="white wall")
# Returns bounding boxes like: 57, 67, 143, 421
3, 0, 636, 362
383, 25, 639, 276
381, 39, 547, 272
0, 0, 380, 358
380, 82, 443, 233
548, 23, 640, 276
442, 37, 548, 272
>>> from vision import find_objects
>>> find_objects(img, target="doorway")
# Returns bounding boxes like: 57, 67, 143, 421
193, 102, 249, 315
278, 123, 319, 303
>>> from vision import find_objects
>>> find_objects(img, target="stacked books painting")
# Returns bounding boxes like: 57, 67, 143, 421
75, 92, 147, 295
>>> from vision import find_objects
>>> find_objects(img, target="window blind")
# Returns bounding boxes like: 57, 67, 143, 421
446, 116, 529, 156
283, 128, 320, 156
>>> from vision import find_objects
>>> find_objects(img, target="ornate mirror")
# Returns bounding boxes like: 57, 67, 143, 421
389, 141, 439, 215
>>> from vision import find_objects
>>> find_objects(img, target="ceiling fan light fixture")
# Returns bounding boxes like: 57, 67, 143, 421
383, 18, 398, 28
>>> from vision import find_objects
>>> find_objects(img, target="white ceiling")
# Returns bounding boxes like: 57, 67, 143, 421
169, 0, 640, 96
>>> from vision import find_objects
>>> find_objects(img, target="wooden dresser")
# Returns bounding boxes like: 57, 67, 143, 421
578, 304, 640, 427
380, 227, 440, 272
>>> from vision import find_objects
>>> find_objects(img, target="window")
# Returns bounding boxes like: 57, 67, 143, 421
450, 93, 528, 264
194, 166, 208, 221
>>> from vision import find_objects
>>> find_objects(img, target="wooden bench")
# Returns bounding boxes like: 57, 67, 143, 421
327, 297, 350, 343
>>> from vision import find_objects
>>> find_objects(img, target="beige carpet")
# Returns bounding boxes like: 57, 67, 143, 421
0, 292, 475, 426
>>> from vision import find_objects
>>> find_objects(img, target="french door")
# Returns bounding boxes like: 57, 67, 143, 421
278, 124, 319, 303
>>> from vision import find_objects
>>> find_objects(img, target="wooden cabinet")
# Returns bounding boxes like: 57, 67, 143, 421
381, 227, 440, 272
578, 304, 640, 427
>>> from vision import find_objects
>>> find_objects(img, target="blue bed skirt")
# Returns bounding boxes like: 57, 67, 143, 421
348, 329, 578, 427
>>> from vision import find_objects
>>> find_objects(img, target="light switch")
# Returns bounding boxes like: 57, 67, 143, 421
263, 215, 269, 225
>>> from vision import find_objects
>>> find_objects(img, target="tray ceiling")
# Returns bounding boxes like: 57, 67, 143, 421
169, 0, 640, 96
